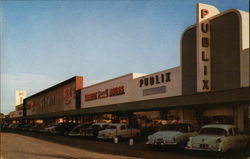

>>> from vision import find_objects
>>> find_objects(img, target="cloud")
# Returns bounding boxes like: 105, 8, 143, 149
1, 73, 58, 114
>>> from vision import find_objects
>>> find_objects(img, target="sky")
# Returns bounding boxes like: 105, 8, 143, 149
0, 0, 249, 115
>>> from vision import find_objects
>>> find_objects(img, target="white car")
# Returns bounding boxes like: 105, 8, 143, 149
40, 124, 58, 133
185, 124, 249, 152
98, 123, 140, 140
146, 123, 198, 148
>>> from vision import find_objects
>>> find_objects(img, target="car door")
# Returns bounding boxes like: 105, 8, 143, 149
120, 125, 128, 138
226, 128, 236, 150
126, 125, 134, 138
233, 128, 247, 149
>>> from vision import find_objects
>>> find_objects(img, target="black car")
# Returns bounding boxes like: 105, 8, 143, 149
84, 123, 109, 138
51, 123, 77, 135
68, 123, 92, 137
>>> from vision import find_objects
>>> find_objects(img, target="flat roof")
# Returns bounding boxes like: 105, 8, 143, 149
24, 76, 82, 100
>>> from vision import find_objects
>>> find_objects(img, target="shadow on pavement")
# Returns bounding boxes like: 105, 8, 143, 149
14, 151, 95, 159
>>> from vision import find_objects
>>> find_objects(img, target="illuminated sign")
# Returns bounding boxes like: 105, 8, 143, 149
197, 3, 219, 92
139, 72, 171, 87
15, 90, 26, 106
85, 86, 125, 101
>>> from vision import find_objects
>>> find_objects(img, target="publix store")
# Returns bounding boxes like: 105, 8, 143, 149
11, 3, 249, 132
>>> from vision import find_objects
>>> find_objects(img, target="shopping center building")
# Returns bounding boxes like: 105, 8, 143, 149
8, 4, 250, 132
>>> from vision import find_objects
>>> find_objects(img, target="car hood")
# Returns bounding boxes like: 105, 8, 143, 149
149, 131, 182, 141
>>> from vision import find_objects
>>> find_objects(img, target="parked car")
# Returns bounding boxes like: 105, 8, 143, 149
15, 123, 25, 130
98, 123, 140, 140
84, 123, 109, 138
7, 123, 15, 129
50, 123, 77, 135
146, 123, 198, 148
185, 124, 249, 152
40, 123, 57, 133
68, 123, 92, 137
10, 123, 20, 129
1, 123, 10, 129
22, 124, 34, 131
29, 124, 43, 132
28, 123, 48, 132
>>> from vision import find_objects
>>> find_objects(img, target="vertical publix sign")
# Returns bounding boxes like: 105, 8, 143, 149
196, 3, 219, 92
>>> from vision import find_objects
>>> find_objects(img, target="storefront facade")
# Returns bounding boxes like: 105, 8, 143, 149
23, 76, 83, 122
9, 3, 248, 132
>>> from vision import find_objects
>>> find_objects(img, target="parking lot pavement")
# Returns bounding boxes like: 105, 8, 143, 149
1, 131, 249, 159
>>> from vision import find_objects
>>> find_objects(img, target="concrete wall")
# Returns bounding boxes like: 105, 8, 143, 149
181, 26, 197, 95
181, 10, 249, 94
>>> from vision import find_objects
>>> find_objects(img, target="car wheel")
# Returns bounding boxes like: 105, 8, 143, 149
179, 142, 186, 149
134, 133, 140, 140
117, 136, 122, 142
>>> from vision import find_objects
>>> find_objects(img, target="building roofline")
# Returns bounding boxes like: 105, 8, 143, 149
25, 76, 83, 100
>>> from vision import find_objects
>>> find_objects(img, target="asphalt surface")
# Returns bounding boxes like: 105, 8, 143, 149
1, 130, 250, 159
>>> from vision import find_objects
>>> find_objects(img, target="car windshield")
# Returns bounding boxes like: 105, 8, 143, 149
70, 126, 81, 133
90, 125, 101, 129
106, 125, 117, 129
199, 128, 227, 136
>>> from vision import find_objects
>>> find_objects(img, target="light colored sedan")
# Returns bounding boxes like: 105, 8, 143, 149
185, 124, 249, 152
146, 123, 198, 148
98, 123, 140, 140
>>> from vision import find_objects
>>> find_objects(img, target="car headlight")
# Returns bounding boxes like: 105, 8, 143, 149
188, 137, 192, 142
148, 135, 151, 140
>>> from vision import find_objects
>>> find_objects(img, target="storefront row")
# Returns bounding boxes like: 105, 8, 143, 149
12, 103, 248, 134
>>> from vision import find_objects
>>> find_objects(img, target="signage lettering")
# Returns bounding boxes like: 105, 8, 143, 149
202, 80, 209, 89
139, 72, 171, 87
201, 9, 209, 18
98, 89, 109, 98
85, 92, 98, 101
110, 86, 125, 96
26, 101, 35, 109
40, 96, 55, 108
197, 3, 219, 92
64, 87, 74, 105
85, 86, 125, 101
201, 23, 209, 33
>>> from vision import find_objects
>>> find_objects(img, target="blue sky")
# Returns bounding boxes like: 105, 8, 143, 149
0, 0, 249, 114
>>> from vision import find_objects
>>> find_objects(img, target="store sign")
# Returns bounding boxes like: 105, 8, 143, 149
40, 96, 55, 108
15, 90, 26, 105
64, 87, 74, 105
16, 105, 23, 111
26, 100, 35, 109
139, 72, 171, 87
85, 86, 125, 101
197, 3, 219, 92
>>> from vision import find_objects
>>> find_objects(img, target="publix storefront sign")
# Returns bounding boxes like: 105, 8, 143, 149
196, 3, 219, 92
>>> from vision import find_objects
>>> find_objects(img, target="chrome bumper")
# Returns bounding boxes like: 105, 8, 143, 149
98, 135, 114, 139
185, 146, 221, 152
146, 141, 178, 146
